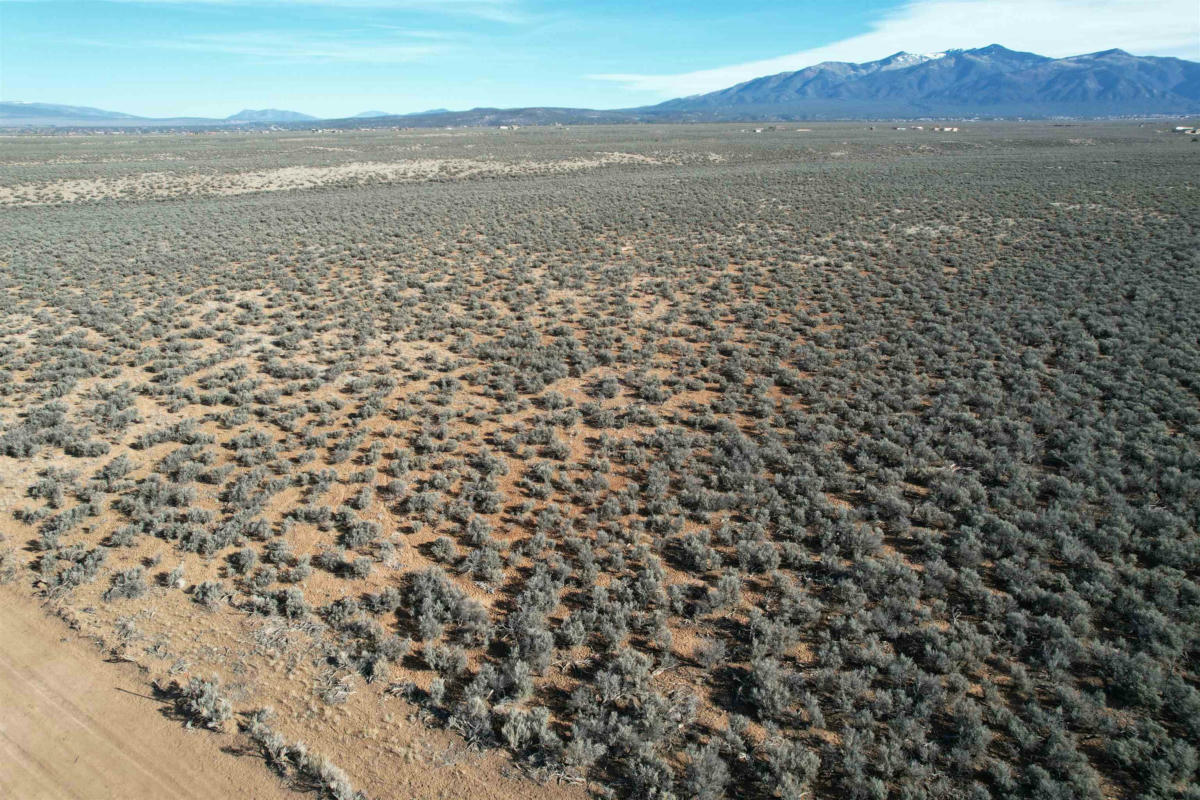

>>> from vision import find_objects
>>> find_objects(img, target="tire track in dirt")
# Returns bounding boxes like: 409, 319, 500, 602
0, 584, 299, 800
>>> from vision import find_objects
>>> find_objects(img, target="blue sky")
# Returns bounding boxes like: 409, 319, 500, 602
2, 0, 1197, 118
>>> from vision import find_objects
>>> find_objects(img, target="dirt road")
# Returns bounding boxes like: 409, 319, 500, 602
0, 584, 299, 800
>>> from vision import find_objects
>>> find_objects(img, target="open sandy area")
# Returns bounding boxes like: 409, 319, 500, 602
0, 582, 300, 800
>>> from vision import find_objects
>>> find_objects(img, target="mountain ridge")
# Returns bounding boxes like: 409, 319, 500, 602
226, 108, 317, 122
3, 45, 1197, 128
646, 45, 1199, 117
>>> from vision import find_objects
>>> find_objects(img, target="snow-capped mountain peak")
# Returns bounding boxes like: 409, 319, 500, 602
877, 51, 945, 71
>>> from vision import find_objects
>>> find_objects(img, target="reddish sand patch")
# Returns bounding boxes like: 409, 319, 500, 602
0, 583, 298, 800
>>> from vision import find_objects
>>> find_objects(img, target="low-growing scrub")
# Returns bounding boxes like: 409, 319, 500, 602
1, 123, 1197, 800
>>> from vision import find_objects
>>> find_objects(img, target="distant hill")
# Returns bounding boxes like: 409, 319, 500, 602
4, 45, 1197, 129
226, 109, 316, 122
0, 103, 318, 127
645, 45, 1200, 118
320, 106, 639, 129
0, 101, 141, 121
0, 101, 226, 128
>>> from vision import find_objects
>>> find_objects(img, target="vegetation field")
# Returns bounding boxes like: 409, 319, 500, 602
0, 122, 1197, 800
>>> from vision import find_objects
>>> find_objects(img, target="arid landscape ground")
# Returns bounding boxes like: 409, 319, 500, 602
0, 122, 1196, 800
0, 581, 304, 799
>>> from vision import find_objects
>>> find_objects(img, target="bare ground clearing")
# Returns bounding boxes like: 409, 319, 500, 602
0, 582, 299, 800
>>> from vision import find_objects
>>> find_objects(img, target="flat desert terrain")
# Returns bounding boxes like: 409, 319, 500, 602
0, 122, 1196, 800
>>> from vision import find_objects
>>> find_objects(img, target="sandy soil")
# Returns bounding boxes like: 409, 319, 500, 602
0, 583, 300, 800
0, 152, 672, 206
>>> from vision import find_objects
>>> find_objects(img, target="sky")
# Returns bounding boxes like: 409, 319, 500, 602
1, 0, 1197, 118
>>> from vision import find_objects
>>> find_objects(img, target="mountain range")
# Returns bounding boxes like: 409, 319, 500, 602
0, 103, 322, 126
225, 109, 318, 122
3, 45, 1196, 128
651, 45, 1200, 118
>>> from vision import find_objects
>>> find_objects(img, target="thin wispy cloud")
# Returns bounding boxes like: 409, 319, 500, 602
591, 0, 1200, 97
59, 29, 454, 62
168, 31, 447, 62
1, 0, 524, 22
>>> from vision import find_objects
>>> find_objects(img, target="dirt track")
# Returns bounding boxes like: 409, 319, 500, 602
0, 584, 299, 800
